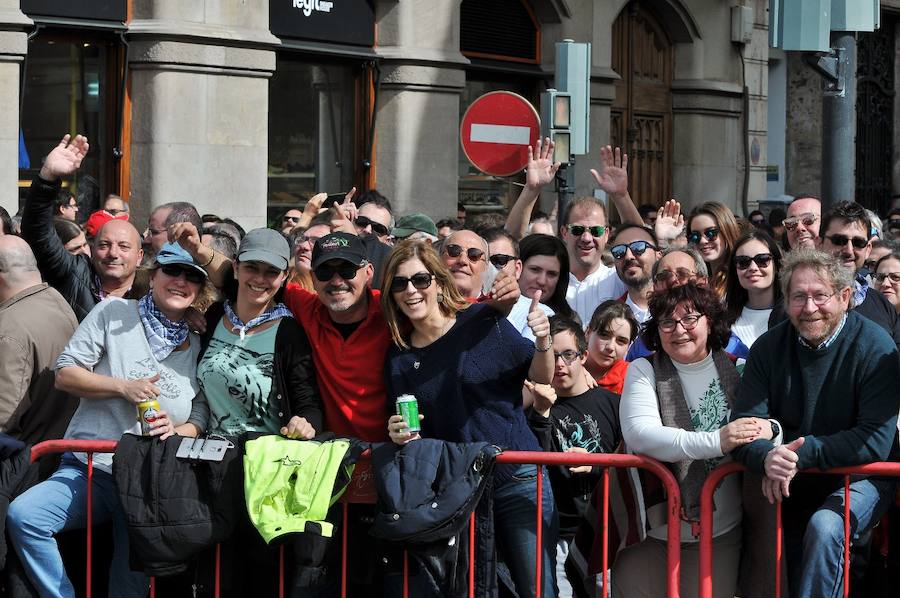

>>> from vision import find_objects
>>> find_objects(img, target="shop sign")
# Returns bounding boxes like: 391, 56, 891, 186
271, 0, 375, 47
22, 0, 126, 22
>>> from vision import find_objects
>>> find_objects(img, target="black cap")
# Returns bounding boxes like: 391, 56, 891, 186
311, 232, 367, 270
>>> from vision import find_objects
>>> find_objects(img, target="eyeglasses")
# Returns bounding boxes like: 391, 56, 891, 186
444, 244, 485, 262
106, 208, 126, 216
566, 224, 606, 237
297, 234, 321, 246
653, 267, 696, 284
788, 292, 836, 308
658, 313, 704, 333
147, 227, 166, 237
355, 216, 390, 237
489, 254, 516, 268
283, 216, 300, 224
782, 213, 818, 230
389, 272, 434, 293
553, 350, 582, 365
687, 228, 719, 245
313, 262, 364, 282
734, 253, 773, 270
873, 272, 900, 285
823, 234, 868, 250
611, 240, 657, 260
159, 264, 206, 285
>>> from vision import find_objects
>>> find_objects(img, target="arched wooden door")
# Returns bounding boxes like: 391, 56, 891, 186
610, 2, 674, 208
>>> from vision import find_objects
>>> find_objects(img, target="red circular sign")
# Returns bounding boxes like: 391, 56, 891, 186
460, 91, 540, 177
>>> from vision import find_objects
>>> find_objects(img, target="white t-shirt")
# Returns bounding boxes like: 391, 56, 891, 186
731, 306, 772, 351
566, 265, 626, 327
620, 353, 742, 542
624, 294, 650, 324
506, 294, 555, 342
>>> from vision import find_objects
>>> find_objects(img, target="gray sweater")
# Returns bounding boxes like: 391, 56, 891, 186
56, 297, 207, 472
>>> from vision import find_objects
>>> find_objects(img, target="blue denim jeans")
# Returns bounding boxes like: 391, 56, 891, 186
788, 477, 895, 598
7, 454, 148, 598
494, 464, 559, 598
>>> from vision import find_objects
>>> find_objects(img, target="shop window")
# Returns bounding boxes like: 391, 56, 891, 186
460, 0, 540, 64
18, 35, 119, 217
267, 57, 360, 226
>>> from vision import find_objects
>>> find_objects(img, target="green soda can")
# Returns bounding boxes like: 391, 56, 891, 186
396, 394, 421, 433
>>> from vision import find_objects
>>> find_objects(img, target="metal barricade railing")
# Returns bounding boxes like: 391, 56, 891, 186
27, 441, 683, 598
698, 460, 900, 598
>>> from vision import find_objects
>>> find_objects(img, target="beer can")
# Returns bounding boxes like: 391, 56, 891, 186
396, 394, 420, 433
137, 399, 161, 436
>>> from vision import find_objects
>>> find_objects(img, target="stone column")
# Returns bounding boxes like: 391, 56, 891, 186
373, 0, 467, 218
0, 2, 30, 219
127, 0, 278, 231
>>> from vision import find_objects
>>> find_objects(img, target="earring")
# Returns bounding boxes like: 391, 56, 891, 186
437, 291, 445, 303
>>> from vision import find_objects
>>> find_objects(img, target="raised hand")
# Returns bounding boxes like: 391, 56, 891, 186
655, 199, 685, 242
168, 222, 203, 256
525, 137, 561, 191
590, 145, 629, 199
331, 187, 358, 233
40, 134, 89, 181
526, 290, 549, 340
524, 379, 557, 416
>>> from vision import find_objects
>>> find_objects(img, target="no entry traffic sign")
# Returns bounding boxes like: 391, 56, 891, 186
460, 91, 540, 177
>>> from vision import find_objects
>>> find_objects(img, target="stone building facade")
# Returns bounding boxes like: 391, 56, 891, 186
1, 0, 769, 230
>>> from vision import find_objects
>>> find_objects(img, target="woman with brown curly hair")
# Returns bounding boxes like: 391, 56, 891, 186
686, 202, 742, 296
612, 282, 774, 598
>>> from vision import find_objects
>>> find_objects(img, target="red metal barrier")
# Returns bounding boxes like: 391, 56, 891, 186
27, 440, 683, 598
698, 461, 900, 598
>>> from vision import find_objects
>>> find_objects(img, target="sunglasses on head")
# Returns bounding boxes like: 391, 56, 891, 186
782, 213, 818, 230
389, 272, 434, 293
566, 224, 606, 237
355, 216, 390, 237
734, 253, 773, 270
489, 254, 516, 268
824, 234, 868, 250
313, 262, 363, 282
687, 227, 719, 245
444, 244, 485, 262
160, 264, 205, 285
610, 240, 657, 260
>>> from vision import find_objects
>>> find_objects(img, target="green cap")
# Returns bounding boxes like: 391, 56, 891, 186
392, 213, 438, 239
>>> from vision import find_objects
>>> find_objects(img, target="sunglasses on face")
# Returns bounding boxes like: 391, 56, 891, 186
283, 216, 300, 224
355, 216, 390, 237
160, 264, 205, 285
389, 272, 434, 293
653, 267, 696, 284
313, 262, 363, 282
782, 213, 818, 230
444, 244, 485, 262
734, 253, 773, 270
489, 254, 516, 268
687, 227, 719, 245
566, 224, 606, 237
610, 240, 657, 260
824, 234, 868, 250
874, 272, 900, 285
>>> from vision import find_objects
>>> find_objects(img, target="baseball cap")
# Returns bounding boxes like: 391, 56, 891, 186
311, 232, 367, 270
155, 242, 208, 278
238, 228, 291, 271
392, 213, 438, 239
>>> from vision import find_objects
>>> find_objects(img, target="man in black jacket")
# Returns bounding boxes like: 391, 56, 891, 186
21, 134, 145, 321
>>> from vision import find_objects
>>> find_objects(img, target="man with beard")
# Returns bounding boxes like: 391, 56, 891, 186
22, 134, 145, 321
609, 224, 661, 324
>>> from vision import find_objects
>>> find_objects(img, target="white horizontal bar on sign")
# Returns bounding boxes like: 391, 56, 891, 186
469, 124, 531, 145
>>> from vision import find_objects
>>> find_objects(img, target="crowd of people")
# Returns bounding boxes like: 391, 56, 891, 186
0, 132, 898, 598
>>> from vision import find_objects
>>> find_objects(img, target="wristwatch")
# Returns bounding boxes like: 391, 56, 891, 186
769, 419, 780, 440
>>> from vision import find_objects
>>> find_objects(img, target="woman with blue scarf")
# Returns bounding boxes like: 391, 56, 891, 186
197, 227, 322, 439
7, 241, 209, 598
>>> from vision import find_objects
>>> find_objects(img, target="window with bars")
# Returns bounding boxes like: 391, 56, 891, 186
460, 0, 540, 64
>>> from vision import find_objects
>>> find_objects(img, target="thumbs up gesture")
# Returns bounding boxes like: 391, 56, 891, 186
526, 290, 550, 340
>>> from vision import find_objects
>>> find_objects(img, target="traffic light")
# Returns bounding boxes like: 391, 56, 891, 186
540, 88, 571, 163
770, 0, 880, 51
554, 40, 590, 156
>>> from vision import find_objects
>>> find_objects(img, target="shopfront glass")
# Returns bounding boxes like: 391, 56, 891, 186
18, 36, 115, 218
267, 56, 358, 226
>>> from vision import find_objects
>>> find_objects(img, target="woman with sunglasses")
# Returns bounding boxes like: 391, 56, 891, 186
723, 230, 784, 358
686, 202, 741, 297
613, 282, 773, 598
381, 240, 558, 598
8, 242, 209, 598
874, 251, 900, 313
518, 233, 576, 321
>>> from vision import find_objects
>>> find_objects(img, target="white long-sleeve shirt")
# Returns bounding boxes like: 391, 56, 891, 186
620, 354, 741, 541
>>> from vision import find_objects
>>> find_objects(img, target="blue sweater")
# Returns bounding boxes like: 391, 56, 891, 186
384, 303, 541, 484
731, 311, 900, 474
